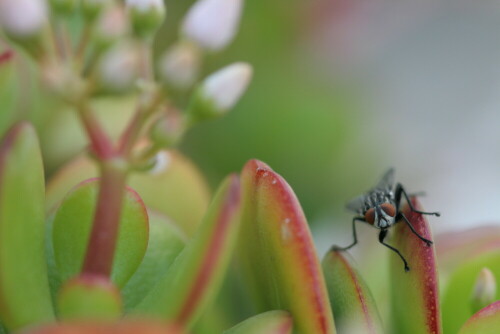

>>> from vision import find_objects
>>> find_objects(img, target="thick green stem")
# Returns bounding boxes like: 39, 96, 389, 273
81, 161, 128, 277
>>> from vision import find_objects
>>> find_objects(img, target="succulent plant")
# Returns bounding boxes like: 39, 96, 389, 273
1, 0, 500, 334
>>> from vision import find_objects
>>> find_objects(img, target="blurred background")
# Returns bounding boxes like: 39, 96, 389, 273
2, 0, 500, 254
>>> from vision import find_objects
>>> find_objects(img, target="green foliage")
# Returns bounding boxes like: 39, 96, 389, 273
52, 179, 149, 288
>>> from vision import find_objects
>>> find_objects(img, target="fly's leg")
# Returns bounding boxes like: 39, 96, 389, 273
397, 212, 433, 247
330, 217, 365, 251
395, 183, 440, 217
378, 229, 410, 272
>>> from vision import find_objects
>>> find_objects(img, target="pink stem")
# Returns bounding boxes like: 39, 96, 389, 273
78, 104, 114, 160
81, 164, 127, 277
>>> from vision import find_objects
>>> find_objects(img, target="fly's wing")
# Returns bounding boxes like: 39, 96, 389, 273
374, 168, 395, 192
346, 195, 366, 214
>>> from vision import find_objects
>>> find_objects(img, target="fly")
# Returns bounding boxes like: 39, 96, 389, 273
331, 168, 440, 272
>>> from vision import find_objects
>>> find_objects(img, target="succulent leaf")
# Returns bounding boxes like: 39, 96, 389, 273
122, 211, 187, 310
436, 226, 500, 274
223, 310, 293, 334
19, 321, 186, 334
135, 175, 241, 328
46, 151, 210, 236
52, 179, 149, 288
442, 249, 500, 334
0, 123, 54, 330
322, 250, 384, 334
389, 199, 442, 334
458, 301, 500, 334
238, 160, 336, 334
57, 274, 122, 321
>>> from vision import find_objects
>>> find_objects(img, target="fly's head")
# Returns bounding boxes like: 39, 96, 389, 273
364, 202, 397, 228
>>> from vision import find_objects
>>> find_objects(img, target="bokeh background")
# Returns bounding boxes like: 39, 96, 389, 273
2, 0, 500, 255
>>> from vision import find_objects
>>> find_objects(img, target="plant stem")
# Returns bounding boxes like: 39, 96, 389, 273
77, 103, 114, 159
81, 161, 128, 277
117, 91, 164, 156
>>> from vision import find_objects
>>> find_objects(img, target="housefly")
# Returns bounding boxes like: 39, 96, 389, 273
332, 168, 440, 272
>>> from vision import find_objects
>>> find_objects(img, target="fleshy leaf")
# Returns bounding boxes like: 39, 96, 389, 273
238, 160, 335, 334
46, 151, 209, 236
0, 123, 55, 330
135, 175, 241, 328
458, 301, 500, 334
57, 274, 121, 321
20, 321, 186, 334
52, 179, 149, 288
442, 249, 500, 334
436, 226, 500, 274
389, 198, 441, 334
322, 250, 384, 334
122, 211, 187, 310
223, 310, 293, 334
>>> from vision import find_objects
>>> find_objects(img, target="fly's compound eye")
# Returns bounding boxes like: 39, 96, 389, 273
380, 203, 396, 217
364, 208, 375, 225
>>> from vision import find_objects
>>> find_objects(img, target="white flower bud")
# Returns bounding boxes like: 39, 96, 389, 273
188, 62, 252, 122
126, 0, 166, 37
181, 0, 243, 51
471, 268, 497, 313
0, 0, 47, 39
158, 42, 200, 90
94, 6, 129, 50
98, 42, 141, 93
203, 62, 252, 110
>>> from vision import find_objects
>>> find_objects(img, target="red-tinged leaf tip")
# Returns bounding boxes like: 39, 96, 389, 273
389, 198, 441, 334
323, 250, 384, 334
175, 175, 240, 325
239, 160, 335, 334
57, 274, 122, 321
0, 50, 13, 65
458, 301, 500, 334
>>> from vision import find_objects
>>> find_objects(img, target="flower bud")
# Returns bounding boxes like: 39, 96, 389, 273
158, 41, 200, 90
81, 0, 109, 22
150, 109, 185, 148
126, 0, 166, 38
471, 268, 497, 313
181, 0, 243, 51
94, 5, 129, 50
188, 62, 252, 122
97, 42, 141, 94
0, 0, 47, 39
49, 0, 77, 16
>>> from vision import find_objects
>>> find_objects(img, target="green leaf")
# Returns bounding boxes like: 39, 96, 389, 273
458, 301, 500, 334
238, 160, 336, 334
0, 122, 54, 330
223, 310, 293, 334
322, 250, 384, 334
135, 175, 241, 328
20, 321, 186, 334
436, 225, 500, 274
122, 210, 187, 310
57, 274, 121, 321
442, 250, 500, 334
52, 179, 149, 288
46, 150, 210, 236
389, 198, 442, 334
